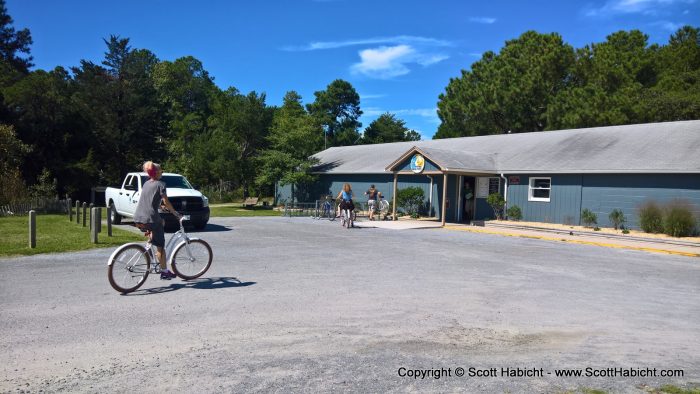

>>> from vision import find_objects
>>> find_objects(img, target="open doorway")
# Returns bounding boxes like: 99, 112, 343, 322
463, 177, 475, 223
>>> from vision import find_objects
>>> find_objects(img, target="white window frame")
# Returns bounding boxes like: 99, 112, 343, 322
528, 177, 551, 202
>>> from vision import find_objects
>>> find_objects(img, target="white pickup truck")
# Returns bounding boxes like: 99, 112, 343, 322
105, 172, 210, 230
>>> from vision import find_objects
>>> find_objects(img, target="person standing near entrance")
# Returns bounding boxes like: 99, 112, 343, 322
365, 184, 380, 221
463, 180, 475, 223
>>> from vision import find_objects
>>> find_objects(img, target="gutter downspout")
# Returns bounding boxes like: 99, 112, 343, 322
392, 173, 398, 221
426, 175, 433, 216
500, 173, 508, 219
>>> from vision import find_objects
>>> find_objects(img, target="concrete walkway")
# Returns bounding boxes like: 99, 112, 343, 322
354, 218, 700, 257
443, 223, 700, 258
354, 218, 443, 230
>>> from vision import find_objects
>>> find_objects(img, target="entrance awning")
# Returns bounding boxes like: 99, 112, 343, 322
385, 146, 498, 226
385, 146, 497, 174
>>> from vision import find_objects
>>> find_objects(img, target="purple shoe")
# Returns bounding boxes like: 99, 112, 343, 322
160, 270, 177, 280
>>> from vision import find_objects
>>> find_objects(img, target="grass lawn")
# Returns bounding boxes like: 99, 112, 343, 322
0, 214, 142, 257
209, 205, 281, 217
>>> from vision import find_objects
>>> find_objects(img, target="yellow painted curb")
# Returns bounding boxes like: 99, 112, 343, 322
442, 226, 700, 258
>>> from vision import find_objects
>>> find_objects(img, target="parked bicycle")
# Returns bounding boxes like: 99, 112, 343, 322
107, 216, 213, 293
317, 197, 335, 221
378, 197, 390, 220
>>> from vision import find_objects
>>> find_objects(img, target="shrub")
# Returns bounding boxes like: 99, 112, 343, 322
581, 208, 597, 227
638, 201, 664, 233
486, 193, 506, 219
506, 205, 522, 221
608, 209, 626, 230
200, 186, 244, 204
663, 200, 697, 237
622, 229, 630, 234
28, 168, 57, 200
397, 186, 424, 217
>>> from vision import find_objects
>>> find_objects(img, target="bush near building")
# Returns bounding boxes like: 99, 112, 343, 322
396, 187, 424, 218
506, 205, 522, 221
663, 200, 697, 237
608, 209, 626, 230
487, 193, 506, 220
581, 208, 598, 227
638, 201, 664, 233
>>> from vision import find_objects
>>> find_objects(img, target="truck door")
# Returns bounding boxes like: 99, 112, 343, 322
122, 175, 139, 215
116, 175, 132, 214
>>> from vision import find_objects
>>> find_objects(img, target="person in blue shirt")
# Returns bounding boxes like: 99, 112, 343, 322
335, 183, 354, 219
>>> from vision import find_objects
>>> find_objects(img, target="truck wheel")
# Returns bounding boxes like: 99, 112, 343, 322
194, 222, 207, 230
110, 203, 122, 224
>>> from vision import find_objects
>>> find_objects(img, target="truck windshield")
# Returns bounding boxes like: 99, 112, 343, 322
140, 175, 193, 189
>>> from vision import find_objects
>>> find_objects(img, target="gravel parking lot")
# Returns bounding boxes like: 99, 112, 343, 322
1, 217, 698, 393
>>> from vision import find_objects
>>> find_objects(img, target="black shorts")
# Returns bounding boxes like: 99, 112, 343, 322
134, 221, 165, 248
340, 200, 354, 211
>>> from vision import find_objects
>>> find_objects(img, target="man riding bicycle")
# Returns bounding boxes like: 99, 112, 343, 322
133, 161, 182, 280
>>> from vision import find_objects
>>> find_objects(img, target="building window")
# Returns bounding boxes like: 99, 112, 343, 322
528, 177, 551, 202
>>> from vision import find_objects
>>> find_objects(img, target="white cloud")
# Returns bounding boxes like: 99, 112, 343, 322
363, 107, 439, 122
350, 45, 448, 79
351, 45, 414, 78
652, 20, 685, 30
417, 54, 449, 66
282, 35, 453, 51
360, 93, 386, 100
585, 0, 696, 17
469, 17, 497, 24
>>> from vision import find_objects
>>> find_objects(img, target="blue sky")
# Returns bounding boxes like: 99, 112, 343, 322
7, 0, 698, 139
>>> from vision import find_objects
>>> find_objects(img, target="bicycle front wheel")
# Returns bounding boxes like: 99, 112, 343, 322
108, 244, 150, 293
171, 239, 213, 280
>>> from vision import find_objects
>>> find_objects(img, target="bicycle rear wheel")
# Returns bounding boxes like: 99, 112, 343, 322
108, 244, 150, 293
326, 205, 336, 221
171, 239, 213, 280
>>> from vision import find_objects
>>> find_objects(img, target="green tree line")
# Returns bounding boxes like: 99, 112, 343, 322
1, 0, 697, 203
436, 27, 700, 138
0, 1, 419, 203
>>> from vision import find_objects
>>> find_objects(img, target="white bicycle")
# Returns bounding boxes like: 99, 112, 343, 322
378, 198, 390, 220
339, 201, 356, 229
107, 216, 213, 293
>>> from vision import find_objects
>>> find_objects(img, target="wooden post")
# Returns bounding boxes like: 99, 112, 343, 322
97, 207, 102, 233
82, 202, 87, 227
68, 198, 73, 222
75, 200, 80, 224
89, 203, 94, 231
106, 203, 112, 237
29, 210, 36, 248
90, 208, 98, 243
441, 173, 448, 226
392, 173, 398, 221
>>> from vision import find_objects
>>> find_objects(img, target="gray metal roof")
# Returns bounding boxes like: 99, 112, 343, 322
311, 120, 700, 174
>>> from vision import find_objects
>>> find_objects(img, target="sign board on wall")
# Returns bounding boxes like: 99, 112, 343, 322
476, 177, 489, 198
508, 176, 520, 185
410, 154, 425, 173
476, 177, 501, 198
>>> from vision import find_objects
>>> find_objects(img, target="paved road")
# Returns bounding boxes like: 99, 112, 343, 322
1, 217, 699, 393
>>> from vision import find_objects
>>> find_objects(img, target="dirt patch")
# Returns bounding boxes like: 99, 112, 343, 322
367, 321, 586, 355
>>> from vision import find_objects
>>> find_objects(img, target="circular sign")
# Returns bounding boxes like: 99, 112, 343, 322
410, 154, 425, 174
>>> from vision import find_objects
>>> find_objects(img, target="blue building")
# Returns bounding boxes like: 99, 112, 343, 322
277, 120, 700, 229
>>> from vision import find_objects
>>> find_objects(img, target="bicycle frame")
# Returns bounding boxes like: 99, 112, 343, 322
107, 216, 203, 271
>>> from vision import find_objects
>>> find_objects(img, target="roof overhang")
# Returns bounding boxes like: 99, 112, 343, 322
385, 146, 447, 172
